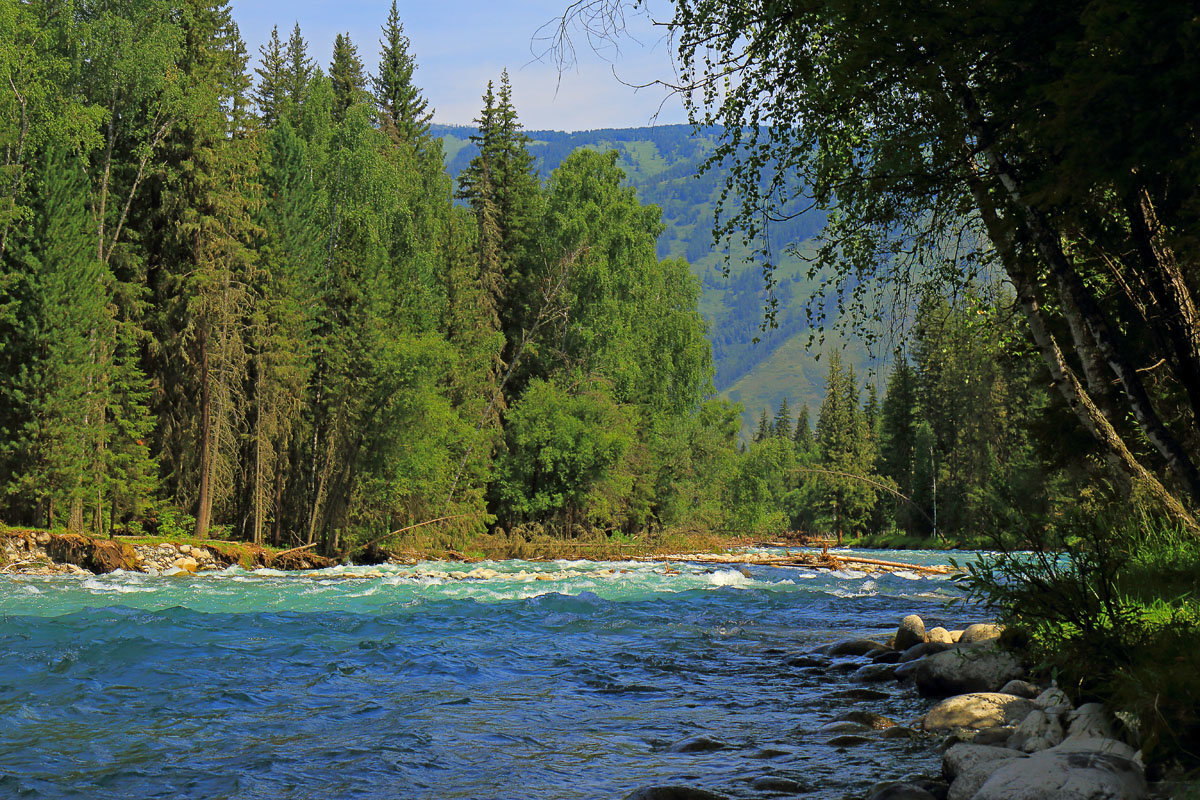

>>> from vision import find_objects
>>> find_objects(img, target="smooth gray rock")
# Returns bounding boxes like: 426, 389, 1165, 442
1049, 736, 1140, 763
943, 742, 1025, 780
914, 644, 1024, 697
948, 756, 1027, 800
1034, 686, 1073, 715
923, 693, 1038, 732
829, 638, 886, 657
666, 736, 727, 753
1000, 679, 1042, 699
1066, 704, 1116, 740
866, 782, 938, 800
625, 787, 729, 800
854, 663, 901, 683
960, 623, 1004, 643
896, 614, 928, 651
972, 750, 1147, 799
821, 720, 871, 734
900, 641, 955, 662
1007, 709, 1065, 753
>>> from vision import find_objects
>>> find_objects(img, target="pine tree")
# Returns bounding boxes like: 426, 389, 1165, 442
794, 403, 813, 452
772, 397, 792, 439
864, 383, 880, 436
753, 408, 771, 443
879, 351, 919, 526
374, 1, 432, 143
330, 32, 366, 122
283, 23, 314, 113
815, 351, 878, 542
254, 25, 286, 126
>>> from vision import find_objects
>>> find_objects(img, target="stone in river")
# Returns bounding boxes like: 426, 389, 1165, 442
828, 638, 887, 657
913, 643, 1024, 697
922, 693, 1036, 731
896, 614, 927, 650
959, 623, 1004, 644
749, 776, 810, 793
1007, 709, 1065, 753
820, 720, 871, 734
839, 710, 897, 729
853, 663, 900, 683
666, 735, 728, 753
825, 734, 873, 747
927, 626, 954, 644
625, 787, 729, 800
786, 655, 827, 668
831, 688, 891, 701
866, 782, 938, 800
899, 641, 955, 662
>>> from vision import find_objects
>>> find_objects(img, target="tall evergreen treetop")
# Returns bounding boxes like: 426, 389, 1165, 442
283, 22, 314, 112
254, 25, 286, 126
794, 403, 813, 451
330, 32, 366, 122
772, 397, 792, 440
374, 1, 432, 142
753, 408, 771, 443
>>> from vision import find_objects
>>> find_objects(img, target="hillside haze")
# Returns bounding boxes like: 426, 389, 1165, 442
434, 123, 876, 434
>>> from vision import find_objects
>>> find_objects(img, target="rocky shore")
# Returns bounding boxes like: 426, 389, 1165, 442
0, 529, 333, 575
624, 614, 1154, 800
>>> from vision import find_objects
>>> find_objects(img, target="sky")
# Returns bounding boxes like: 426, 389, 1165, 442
230, 1, 688, 132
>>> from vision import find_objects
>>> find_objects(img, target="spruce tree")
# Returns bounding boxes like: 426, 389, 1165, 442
772, 397, 792, 439
794, 403, 813, 452
374, 1, 432, 142
254, 25, 286, 126
283, 23, 314, 113
753, 408, 771, 443
879, 352, 919, 524
330, 32, 367, 122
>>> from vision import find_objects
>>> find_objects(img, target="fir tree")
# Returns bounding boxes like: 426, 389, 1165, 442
794, 403, 813, 452
374, 1, 432, 142
772, 397, 792, 439
753, 408, 771, 443
330, 32, 367, 122
254, 25, 286, 126
283, 23, 314, 113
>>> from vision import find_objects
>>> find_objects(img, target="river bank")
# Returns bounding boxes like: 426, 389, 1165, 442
0, 526, 953, 578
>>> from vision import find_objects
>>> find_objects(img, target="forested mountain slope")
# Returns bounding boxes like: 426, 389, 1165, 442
433, 123, 874, 431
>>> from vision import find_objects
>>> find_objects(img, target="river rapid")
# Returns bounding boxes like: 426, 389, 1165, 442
0, 549, 971, 799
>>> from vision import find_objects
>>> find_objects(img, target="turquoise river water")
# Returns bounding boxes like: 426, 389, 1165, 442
0, 549, 970, 799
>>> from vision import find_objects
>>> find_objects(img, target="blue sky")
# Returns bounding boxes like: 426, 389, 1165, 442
231, 1, 688, 131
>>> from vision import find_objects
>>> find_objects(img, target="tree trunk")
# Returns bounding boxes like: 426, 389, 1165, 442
962, 158, 1200, 533
195, 325, 213, 538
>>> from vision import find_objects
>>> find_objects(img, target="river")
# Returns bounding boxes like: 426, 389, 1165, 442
0, 549, 970, 799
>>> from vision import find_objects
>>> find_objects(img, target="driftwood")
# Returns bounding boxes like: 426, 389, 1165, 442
643, 550, 953, 576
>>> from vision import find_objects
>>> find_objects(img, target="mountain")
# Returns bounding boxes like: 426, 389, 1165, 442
432, 123, 880, 437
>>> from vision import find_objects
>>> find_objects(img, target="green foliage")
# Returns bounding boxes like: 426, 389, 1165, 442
496, 378, 634, 527
960, 495, 1200, 769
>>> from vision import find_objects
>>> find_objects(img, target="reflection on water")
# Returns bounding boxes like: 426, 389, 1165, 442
0, 550, 971, 799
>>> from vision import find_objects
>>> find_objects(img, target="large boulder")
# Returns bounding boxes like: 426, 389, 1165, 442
1049, 736, 1140, 764
896, 614, 928, 650
1033, 687, 1073, 715
948, 755, 1028, 800
960, 623, 1004, 643
972, 750, 1147, 800
923, 693, 1037, 732
914, 643, 1024, 697
899, 641, 955, 662
1066, 704, 1116, 740
1007, 709, 1065, 753
943, 742, 1025, 780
